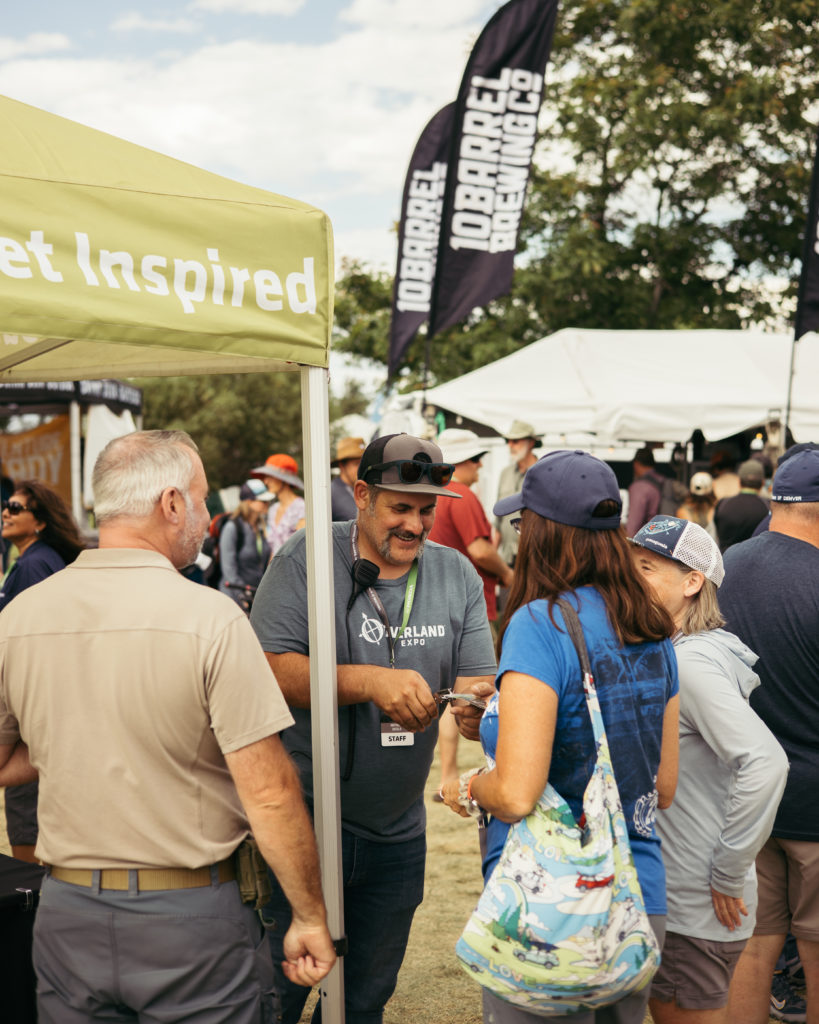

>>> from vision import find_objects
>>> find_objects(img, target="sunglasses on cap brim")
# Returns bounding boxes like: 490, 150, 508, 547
363, 459, 455, 488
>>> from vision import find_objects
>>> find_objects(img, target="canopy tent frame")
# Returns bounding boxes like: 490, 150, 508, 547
0, 93, 347, 1021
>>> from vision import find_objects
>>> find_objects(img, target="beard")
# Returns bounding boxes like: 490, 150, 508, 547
376, 525, 428, 564
177, 493, 208, 568
359, 501, 428, 567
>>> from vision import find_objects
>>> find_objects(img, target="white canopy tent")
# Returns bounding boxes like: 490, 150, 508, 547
1, 95, 347, 1020
426, 328, 819, 445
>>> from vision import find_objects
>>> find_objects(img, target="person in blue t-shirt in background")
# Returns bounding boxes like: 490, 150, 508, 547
443, 450, 680, 1024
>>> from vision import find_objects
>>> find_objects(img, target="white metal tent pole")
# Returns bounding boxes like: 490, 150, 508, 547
300, 364, 345, 1022
69, 399, 83, 527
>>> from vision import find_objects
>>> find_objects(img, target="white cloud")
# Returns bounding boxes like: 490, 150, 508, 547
0, 33, 70, 61
0, 26, 472, 191
0, 3, 494, 266
111, 13, 199, 33
341, 0, 496, 31
188, 0, 306, 13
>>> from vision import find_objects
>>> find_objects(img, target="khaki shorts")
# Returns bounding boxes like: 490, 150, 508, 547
650, 931, 746, 1010
755, 836, 819, 941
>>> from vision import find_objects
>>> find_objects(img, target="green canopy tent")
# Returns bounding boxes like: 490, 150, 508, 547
0, 94, 346, 1020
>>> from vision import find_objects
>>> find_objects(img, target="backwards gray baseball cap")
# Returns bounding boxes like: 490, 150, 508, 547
358, 433, 461, 498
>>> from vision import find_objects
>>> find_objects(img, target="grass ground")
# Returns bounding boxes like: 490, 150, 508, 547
1, 751, 785, 1024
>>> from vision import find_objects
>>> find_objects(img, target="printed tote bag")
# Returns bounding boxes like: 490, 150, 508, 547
456, 600, 661, 1014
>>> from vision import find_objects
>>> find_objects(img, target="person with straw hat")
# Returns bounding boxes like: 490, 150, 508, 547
331, 436, 366, 522
494, 420, 541, 573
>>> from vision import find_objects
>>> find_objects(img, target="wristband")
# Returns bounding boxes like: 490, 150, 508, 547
458, 767, 486, 817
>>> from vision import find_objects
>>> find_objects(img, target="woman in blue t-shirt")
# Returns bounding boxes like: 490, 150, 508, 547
443, 450, 680, 1024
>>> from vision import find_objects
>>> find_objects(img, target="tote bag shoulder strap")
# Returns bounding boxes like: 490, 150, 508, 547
555, 597, 607, 748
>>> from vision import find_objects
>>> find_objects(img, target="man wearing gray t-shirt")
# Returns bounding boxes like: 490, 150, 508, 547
251, 432, 496, 1024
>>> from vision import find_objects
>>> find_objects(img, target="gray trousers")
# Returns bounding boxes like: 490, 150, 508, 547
34, 872, 275, 1023
482, 916, 666, 1024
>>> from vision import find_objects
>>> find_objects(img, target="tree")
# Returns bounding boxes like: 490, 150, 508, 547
136, 372, 368, 490
333, 0, 819, 387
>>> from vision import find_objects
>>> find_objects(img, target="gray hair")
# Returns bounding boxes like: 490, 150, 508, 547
93, 430, 199, 525
676, 572, 726, 635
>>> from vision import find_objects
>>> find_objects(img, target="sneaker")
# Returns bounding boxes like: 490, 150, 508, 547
770, 970, 807, 1023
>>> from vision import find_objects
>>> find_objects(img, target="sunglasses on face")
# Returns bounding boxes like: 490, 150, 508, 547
364, 459, 455, 488
3, 500, 31, 516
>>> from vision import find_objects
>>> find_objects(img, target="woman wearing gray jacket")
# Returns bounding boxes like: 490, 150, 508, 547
629, 515, 788, 1024
218, 479, 272, 611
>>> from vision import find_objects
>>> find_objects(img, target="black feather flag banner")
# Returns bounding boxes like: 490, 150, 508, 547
795, 125, 819, 341
428, 0, 559, 339
387, 103, 455, 378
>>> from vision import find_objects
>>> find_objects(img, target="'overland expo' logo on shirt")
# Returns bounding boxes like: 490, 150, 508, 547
356, 613, 446, 647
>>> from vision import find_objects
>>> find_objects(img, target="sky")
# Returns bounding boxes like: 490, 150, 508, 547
1, 0, 503, 276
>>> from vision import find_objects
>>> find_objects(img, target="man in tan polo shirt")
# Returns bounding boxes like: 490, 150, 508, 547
0, 430, 335, 1024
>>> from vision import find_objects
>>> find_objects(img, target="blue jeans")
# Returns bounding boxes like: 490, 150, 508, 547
264, 829, 426, 1024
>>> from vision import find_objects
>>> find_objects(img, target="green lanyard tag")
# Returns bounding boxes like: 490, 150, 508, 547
395, 562, 418, 643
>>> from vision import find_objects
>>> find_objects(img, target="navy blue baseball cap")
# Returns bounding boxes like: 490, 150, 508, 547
493, 450, 622, 530
772, 449, 819, 503
776, 441, 819, 467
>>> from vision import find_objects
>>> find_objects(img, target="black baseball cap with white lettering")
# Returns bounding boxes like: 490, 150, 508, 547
358, 433, 461, 498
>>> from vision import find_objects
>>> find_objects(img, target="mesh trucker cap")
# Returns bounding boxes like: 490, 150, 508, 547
772, 448, 819, 503
630, 515, 725, 586
239, 479, 274, 502
493, 449, 622, 530
358, 433, 460, 498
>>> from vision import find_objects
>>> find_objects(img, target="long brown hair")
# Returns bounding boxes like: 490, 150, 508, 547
497, 501, 674, 656
15, 480, 85, 565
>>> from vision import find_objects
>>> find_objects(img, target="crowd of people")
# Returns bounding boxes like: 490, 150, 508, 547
0, 425, 815, 1024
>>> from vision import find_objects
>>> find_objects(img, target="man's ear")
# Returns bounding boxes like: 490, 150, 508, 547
353, 480, 371, 512
159, 487, 182, 523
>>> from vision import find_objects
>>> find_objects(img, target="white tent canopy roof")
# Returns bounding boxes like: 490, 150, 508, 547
426, 328, 819, 444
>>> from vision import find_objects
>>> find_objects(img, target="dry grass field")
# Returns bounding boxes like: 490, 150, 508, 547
0, 751, 785, 1024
